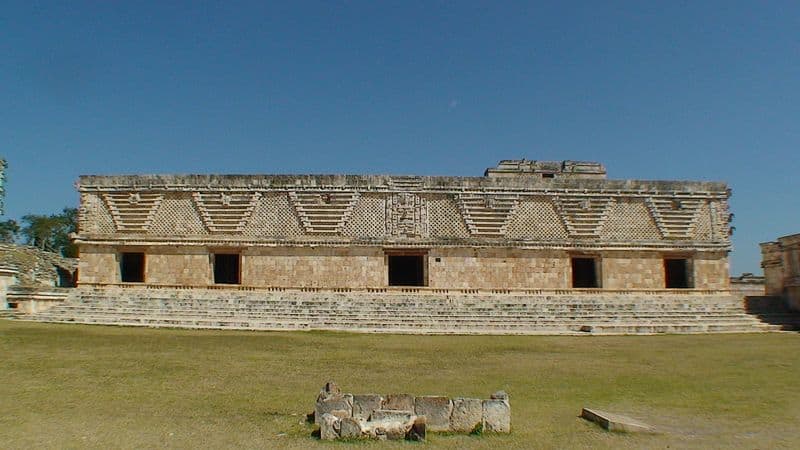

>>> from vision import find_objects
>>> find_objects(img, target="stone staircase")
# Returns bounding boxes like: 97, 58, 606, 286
13, 288, 800, 334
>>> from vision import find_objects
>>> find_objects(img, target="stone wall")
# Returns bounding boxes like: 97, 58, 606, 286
314, 382, 510, 441
77, 245, 730, 290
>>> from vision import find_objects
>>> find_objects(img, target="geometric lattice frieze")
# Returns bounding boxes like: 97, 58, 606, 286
506, 196, 569, 240
80, 192, 116, 234
386, 193, 428, 238
192, 192, 261, 234
427, 194, 469, 238
288, 191, 360, 234
242, 193, 303, 237
709, 201, 730, 242
693, 201, 713, 241
599, 197, 661, 241
456, 194, 519, 236
552, 196, 613, 238
342, 194, 387, 238
102, 192, 164, 233
149, 193, 208, 235
645, 197, 704, 240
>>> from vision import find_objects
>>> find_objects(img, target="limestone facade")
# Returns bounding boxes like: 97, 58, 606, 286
761, 233, 800, 310
75, 161, 732, 291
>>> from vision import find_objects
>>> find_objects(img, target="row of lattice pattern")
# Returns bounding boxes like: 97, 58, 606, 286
506, 196, 569, 240
598, 198, 661, 241
149, 193, 208, 235
242, 193, 303, 237
456, 194, 519, 236
552, 196, 613, 238
646, 197, 704, 239
192, 192, 261, 233
80, 193, 116, 234
342, 194, 387, 238
427, 194, 470, 238
102, 192, 164, 232
288, 191, 360, 234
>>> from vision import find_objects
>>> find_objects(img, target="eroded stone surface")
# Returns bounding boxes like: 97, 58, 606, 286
352, 394, 383, 420
382, 394, 415, 413
314, 394, 353, 425
319, 413, 340, 441
339, 417, 363, 439
415, 396, 452, 431
483, 399, 511, 432
362, 414, 416, 440
450, 398, 483, 432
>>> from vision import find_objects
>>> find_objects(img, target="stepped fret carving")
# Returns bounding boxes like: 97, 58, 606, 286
456, 194, 519, 236
387, 193, 427, 237
552, 196, 614, 238
192, 191, 261, 233
288, 191, 360, 234
102, 192, 164, 232
646, 197, 704, 239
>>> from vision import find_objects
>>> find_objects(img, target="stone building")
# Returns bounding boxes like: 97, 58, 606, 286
74, 160, 732, 292
761, 233, 800, 311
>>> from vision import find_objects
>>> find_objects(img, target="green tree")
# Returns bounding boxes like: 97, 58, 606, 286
0, 219, 19, 243
20, 207, 78, 257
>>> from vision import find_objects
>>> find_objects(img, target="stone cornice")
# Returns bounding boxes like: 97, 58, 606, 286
74, 235, 730, 252
78, 174, 730, 197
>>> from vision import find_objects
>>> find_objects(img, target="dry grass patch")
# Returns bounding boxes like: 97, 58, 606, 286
1, 320, 799, 449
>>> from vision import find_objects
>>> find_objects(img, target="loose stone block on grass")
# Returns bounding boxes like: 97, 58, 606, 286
580, 408, 655, 433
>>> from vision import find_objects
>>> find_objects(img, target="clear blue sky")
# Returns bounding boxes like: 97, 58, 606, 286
2, 1, 798, 274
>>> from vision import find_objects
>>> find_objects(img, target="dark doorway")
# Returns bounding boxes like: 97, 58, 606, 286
571, 257, 599, 288
214, 253, 240, 284
388, 255, 426, 286
120, 252, 145, 283
665, 258, 692, 288
56, 267, 76, 287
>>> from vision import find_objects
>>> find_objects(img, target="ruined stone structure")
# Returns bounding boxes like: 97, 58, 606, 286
314, 381, 510, 441
75, 160, 732, 291
761, 233, 800, 311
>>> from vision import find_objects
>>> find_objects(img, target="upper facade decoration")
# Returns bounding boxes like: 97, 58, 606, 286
76, 161, 731, 250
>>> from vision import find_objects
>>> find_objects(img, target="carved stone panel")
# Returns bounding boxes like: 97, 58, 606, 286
387, 193, 428, 238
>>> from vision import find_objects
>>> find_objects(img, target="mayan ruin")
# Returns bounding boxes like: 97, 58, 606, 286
1, 158, 791, 335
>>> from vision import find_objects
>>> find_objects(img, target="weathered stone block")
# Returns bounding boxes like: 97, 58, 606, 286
352, 394, 383, 420
450, 398, 482, 432
339, 417, 363, 439
482, 399, 511, 432
382, 394, 415, 413
414, 396, 452, 431
315, 394, 353, 425
580, 408, 654, 433
370, 409, 414, 422
319, 413, 340, 441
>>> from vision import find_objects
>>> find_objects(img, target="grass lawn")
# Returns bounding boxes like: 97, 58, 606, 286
1, 320, 799, 449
